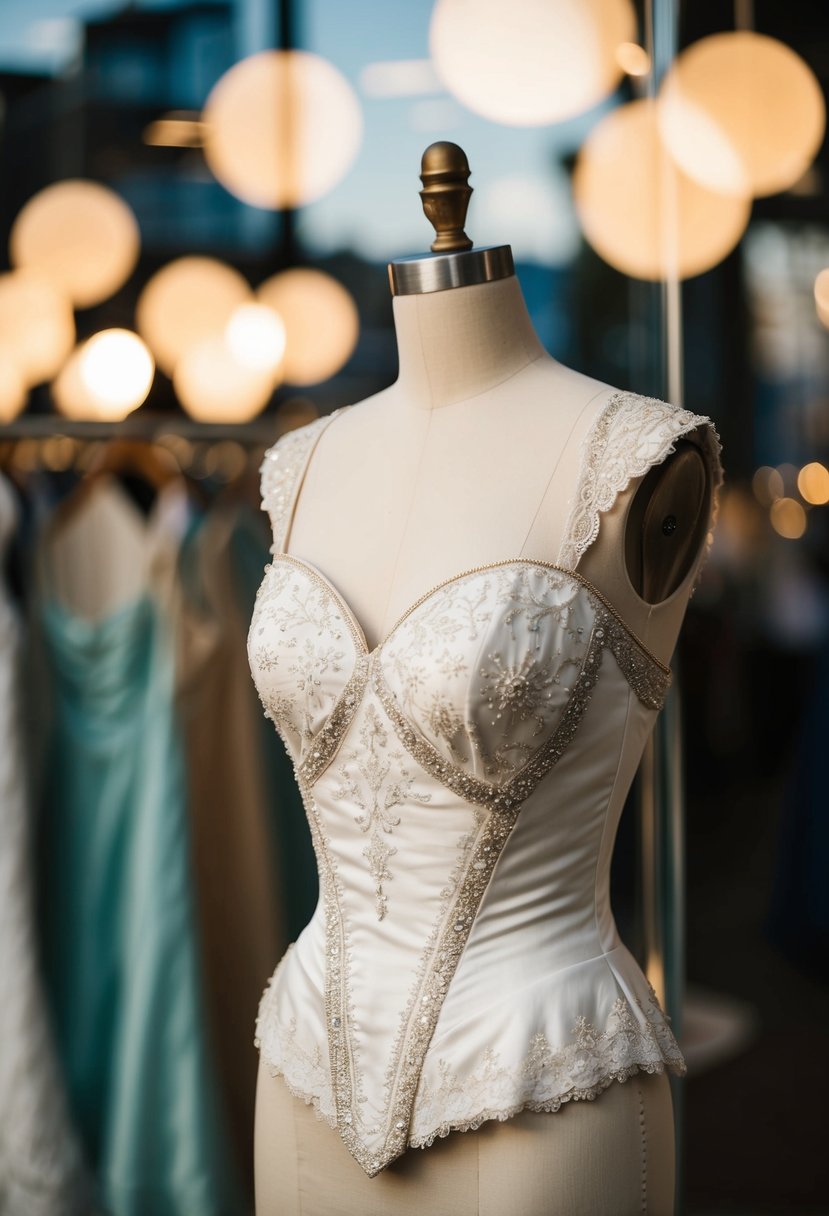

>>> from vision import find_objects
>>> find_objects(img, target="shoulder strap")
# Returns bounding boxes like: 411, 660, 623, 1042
556, 390, 723, 575
259, 406, 349, 554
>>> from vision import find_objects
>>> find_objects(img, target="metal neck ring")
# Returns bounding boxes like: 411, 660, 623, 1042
388, 245, 514, 297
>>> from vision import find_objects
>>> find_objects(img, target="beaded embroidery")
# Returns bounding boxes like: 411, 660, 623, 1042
249, 397, 718, 1178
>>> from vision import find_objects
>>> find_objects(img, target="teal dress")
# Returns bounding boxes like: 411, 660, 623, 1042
33, 482, 246, 1216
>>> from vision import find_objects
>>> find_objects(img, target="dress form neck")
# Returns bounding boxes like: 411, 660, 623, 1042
391, 274, 551, 411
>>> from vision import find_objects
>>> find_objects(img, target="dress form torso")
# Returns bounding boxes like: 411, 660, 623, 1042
249, 266, 722, 1214
286, 275, 712, 666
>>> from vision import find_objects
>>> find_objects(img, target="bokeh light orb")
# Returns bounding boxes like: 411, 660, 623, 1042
173, 335, 275, 422
10, 180, 140, 307
202, 50, 362, 208
814, 268, 829, 328
0, 270, 75, 387
430, 0, 636, 126
257, 269, 358, 385
659, 32, 825, 198
136, 256, 251, 378
752, 465, 784, 507
225, 303, 287, 373
770, 496, 807, 539
79, 329, 154, 418
0, 345, 26, 422
52, 346, 101, 420
797, 461, 829, 505
573, 98, 751, 280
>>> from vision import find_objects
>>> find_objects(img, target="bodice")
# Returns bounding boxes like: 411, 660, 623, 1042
247, 390, 722, 1176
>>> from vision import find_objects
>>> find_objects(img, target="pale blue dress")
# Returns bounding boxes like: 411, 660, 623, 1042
34, 479, 246, 1216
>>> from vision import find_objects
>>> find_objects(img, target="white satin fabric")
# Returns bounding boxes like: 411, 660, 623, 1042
247, 392, 722, 1179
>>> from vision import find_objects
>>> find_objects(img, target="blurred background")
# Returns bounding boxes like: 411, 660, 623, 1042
0, 1, 827, 1214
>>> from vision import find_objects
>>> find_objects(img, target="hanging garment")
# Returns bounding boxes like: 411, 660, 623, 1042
33, 476, 243, 1216
0, 473, 93, 1216
248, 393, 723, 1178
229, 503, 318, 943
174, 501, 285, 1195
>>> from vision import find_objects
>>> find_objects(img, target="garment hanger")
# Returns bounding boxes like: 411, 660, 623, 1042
50, 438, 183, 533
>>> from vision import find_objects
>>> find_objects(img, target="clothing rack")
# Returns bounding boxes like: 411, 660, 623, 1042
0, 413, 287, 446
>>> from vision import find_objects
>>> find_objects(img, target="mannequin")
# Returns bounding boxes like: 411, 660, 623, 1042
252, 143, 717, 1215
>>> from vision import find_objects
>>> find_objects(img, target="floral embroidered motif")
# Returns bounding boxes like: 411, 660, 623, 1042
331, 702, 432, 921
409, 988, 686, 1149
248, 398, 716, 1179
556, 389, 723, 577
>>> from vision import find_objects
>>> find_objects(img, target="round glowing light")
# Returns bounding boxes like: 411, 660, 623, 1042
136, 256, 251, 378
174, 335, 275, 423
10, 180, 140, 307
202, 50, 362, 208
256, 269, 358, 385
770, 496, 807, 539
752, 465, 784, 506
430, 0, 636, 127
814, 268, 829, 328
797, 461, 829, 505
616, 42, 650, 77
0, 346, 26, 422
225, 302, 287, 373
659, 32, 826, 199
0, 270, 75, 387
53, 347, 100, 420
573, 98, 751, 280
78, 329, 154, 418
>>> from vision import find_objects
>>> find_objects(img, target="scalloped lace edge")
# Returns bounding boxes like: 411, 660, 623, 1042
557, 391, 724, 579
255, 1050, 686, 1152
408, 1059, 682, 1149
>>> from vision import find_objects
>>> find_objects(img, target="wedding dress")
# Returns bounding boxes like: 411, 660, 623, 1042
247, 390, 722, 1178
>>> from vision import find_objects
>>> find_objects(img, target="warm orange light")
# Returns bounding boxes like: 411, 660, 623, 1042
770, 497, 806, 539
79, 330, 154, 418
136, 256, 251, 378
10, 180, 140, 307
0, 346, 26, 422
430, 0, 636, 126
659, 32, 826, 198
225, 303, 287, 374
751, 465, 784, 506
202, 50, 362, 208
143, 112, 206, 147
256, 269, 358, 385
616, 42, 650, 77
173, 335, 275, 422
0, 270, 75, 387
573, 98, 751, 280
52, 347, 98, 420
797, 461, 829, 505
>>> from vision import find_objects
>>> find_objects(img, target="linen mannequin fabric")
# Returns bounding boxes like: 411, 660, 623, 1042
248, 392, 722, 1185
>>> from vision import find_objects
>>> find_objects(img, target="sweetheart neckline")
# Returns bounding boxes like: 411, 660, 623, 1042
270, 550, 670, 674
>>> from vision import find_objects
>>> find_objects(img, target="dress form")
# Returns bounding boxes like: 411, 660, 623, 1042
253, 143, 717, 1215
286, 144, 712, 667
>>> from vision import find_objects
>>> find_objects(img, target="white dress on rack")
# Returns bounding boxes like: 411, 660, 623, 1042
248, 392, 722, 1180
0, 472, 93, 1216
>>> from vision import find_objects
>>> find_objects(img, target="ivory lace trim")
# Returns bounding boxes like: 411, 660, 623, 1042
255, 973, 687, 1169
557, 390, 723, 579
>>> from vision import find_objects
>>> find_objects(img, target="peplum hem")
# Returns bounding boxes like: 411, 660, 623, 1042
254, 943, 686, 1170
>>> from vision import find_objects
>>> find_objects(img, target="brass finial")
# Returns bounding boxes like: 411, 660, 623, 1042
419, 142, 473, 254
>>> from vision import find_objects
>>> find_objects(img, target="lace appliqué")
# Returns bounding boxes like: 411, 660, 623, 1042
557, 390, 723, 578
331, 701, 432, 921
259, 407, 349, 555
254, 952, 337, 1128
410, 987, 686, 1149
